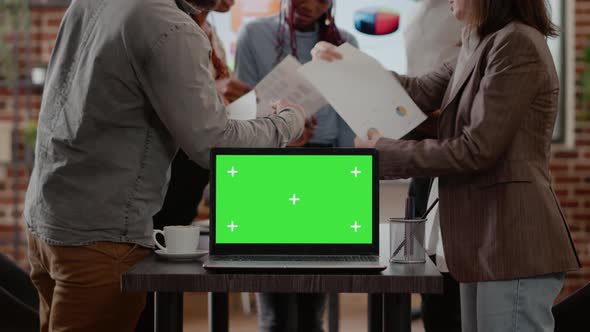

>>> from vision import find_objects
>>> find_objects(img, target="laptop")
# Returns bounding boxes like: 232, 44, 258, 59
203, 147, 387, 271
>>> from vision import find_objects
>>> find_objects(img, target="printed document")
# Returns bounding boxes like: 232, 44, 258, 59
227, 56, 327, 120
298, 43, 427, 139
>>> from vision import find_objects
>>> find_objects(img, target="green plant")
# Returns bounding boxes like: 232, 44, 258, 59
24, 119, 37, 149
0, 0, 31, 84
583, 39, 590, 105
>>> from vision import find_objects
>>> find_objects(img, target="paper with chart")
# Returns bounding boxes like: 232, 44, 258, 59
227, 56, 328, 120
298, 43, 427, 139
254, 55, 328, 118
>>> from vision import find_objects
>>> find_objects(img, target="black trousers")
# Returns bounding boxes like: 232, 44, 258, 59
407, 178, 462, 332
152, 149, 210, 230
421, 260, 462, 332
135, 149, 210, 332
256, 293, 327, 332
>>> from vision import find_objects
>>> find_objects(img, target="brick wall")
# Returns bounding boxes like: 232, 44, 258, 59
0, 6, 62, 269
551, 0, 590, 298
1, 2, 589, 297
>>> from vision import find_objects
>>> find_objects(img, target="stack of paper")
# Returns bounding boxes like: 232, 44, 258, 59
227, 56, 327, 121
228, 43, 427, 140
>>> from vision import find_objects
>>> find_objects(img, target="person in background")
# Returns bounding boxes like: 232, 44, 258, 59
235, 0, 355, 149
24, 0, 306, 330
403, 1, 462, 331
313, 0, 580, 331
136, 1, 258, 331
234, 0, 356, 330
192, 0, 253, 104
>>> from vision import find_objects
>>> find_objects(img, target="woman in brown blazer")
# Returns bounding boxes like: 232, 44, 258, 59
312, 0, 580, 331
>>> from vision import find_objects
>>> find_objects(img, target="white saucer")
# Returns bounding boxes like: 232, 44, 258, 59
155, 249, 208, 261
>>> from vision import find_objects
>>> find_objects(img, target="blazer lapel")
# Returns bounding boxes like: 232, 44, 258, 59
441, 37, 490, 111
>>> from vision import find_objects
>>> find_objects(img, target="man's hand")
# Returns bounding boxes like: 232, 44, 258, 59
216, 78, 252, 104
354, 128, 382, 149
271, 99, 306, 119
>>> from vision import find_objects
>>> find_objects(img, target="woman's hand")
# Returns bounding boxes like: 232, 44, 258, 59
354, 128, 382, 149
271, 99, 315, 147
288, 116, 317, 147
311, 41, 343, 62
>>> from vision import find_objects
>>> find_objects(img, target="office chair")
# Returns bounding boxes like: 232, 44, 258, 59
0, 253, 40, 332
553, 282, 590, 332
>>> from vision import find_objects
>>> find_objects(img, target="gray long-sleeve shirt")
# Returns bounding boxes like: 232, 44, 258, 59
234, 15, 357, 147
24, 0, 304, 247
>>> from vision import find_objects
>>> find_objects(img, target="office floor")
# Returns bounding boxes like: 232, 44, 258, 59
183, 293, 425, 332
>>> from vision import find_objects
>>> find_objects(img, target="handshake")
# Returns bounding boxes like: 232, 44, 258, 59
216, 77, 317, 147
271, 99, 318, 147
224, 40, 417, 149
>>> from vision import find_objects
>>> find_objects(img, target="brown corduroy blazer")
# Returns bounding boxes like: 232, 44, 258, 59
376, 22, 580, 282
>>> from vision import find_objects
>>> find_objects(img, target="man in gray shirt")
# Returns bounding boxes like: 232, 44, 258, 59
24, 0, 304, 330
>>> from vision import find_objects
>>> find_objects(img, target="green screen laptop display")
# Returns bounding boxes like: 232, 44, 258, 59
214, 154, 373, 244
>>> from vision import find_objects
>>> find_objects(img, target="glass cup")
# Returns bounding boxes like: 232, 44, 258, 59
388, 217, 426, 263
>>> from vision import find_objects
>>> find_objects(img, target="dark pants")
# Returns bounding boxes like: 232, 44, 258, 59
421, 260, 462, 332
135, 149, 210, 332
256, 293, 327, 332
407, 178, 462, 332
152, 149, 210, 230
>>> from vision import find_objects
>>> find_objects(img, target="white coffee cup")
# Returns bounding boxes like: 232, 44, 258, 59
153, 225, 200, 254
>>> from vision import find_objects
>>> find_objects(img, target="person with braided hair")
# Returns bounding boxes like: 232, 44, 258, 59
235, 0, 356, 150
233, 1, 356, 330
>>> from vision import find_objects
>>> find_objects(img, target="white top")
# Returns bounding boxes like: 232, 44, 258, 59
404, 0, 463, 76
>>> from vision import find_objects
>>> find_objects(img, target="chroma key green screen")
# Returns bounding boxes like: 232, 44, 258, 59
214, 154, 373, 244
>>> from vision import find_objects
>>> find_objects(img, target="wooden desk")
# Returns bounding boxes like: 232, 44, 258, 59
122, 225, 442, 332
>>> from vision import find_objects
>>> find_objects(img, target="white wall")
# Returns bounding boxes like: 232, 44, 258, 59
379, 180, 410, 223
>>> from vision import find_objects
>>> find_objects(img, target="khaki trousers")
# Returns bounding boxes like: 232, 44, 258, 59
27, 230, 151, 332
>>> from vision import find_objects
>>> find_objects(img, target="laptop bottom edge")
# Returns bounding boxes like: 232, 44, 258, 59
203, 257, 388, 271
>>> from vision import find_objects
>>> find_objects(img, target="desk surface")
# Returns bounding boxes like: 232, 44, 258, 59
122, 254, 442, 294
123, 224, 442, 294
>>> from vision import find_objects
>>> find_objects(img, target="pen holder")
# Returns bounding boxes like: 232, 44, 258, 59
389, 217, 426, 263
